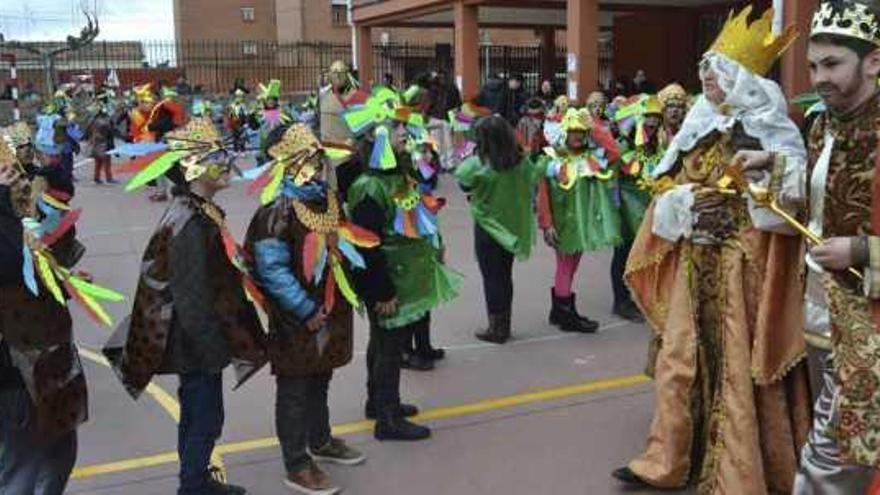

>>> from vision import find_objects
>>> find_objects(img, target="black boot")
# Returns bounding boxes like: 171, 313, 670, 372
549, 289, 598, 333
401, 352, 435, 371
365, 401, 419, 420
613, 299, 645, 322
374, 406, 431, 441
611, 466, 649, 487
475, 312, 511, 344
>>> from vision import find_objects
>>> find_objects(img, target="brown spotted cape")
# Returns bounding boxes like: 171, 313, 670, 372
104, 193, 267, 398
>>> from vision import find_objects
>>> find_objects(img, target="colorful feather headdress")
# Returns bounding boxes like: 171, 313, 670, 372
1, 127, 125, 325
448, 102, 490, 133
245, 123, 353, 204
341, 85, 425, 170
134, 83, 155, 104
121, 117, 233, 191
258, 79, 281, 101
613, 94, 663, 147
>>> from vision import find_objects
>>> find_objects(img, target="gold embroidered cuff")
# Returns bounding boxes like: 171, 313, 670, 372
867, 236, 880, 300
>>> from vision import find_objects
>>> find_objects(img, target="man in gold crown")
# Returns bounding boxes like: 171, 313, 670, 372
779, 1, 880, 492
611, 6, 813, 493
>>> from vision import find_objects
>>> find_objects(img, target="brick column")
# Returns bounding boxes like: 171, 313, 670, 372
566, 0, 599, 105
780, 0, 817, 99
539, 27, 556, 86
355, 24, 374, 88
454, 1, 479, 101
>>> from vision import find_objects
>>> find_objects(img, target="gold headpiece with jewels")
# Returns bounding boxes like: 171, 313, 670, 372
269, 124, 324, 185
657, 83, 688, 108
811, 1, 880, 46
708, 5, 799, 76
586, 91, 608, 106
166, 118, 227, 182
329, 60, 350, 74
0, 122, 32, 149
561, 108, 592, 133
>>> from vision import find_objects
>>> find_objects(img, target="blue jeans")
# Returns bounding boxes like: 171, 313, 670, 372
275, 373, 332, 474
0, 388, 77, 495
177, 372, 224, 495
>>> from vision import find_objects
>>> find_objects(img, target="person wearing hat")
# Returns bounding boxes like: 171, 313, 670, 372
343, 87, 462, 440
656, 83, 689, 146
613, 6, 811, 492
0, 120, 124, 494
104, 118, 267, 495
245, 124, 366, 495
515, 97, 548, 157
537, 107, 622, 333
608, 95, 666, 323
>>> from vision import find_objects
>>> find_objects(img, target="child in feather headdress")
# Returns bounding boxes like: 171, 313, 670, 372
0, 123, 123, 494
244, 123, 368, 495
343, 86, 462, 439
104, 117, 266, 495
537, 107, 622, 333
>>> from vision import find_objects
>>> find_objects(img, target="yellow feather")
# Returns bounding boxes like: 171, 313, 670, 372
36, 252, 65, 305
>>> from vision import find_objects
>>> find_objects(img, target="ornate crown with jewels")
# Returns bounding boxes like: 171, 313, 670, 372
708, 5, 799, 76
811, 1, 880, 46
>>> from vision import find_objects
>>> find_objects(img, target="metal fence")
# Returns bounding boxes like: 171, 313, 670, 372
0, 39, 612, 97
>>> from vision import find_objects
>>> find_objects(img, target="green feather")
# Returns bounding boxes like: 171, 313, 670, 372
125, 151, 187, 191
68, 276, 125, 302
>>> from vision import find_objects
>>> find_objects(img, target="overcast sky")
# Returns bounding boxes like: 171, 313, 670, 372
0, 0, 174, 41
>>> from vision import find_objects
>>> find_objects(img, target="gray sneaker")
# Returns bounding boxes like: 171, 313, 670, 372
310, 437, 366, 466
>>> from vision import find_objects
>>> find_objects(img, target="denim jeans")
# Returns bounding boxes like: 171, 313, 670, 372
275, 373, 333, 474
177, 372, 224, 495
0, 388, 77, 495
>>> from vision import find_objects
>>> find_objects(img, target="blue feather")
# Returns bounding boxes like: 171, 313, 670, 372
393, 210, 405, 235
337, 238, 365, 269
415, 204, 438, 236
21, 244, 38, 296
314, 245, 328, 285
108, 142, 169, 157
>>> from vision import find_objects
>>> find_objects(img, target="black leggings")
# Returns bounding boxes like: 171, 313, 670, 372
474, 224, 514, 315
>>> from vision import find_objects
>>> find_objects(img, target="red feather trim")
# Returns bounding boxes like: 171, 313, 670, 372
323, 270, 337, 313
41, 208, 81, 246
115, 150, 167, 174
303, 232, 319, 282
246, 165, 275, 196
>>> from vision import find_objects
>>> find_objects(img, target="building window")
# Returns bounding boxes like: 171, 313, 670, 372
241, 7, 255, 22
242, 41, 258, 55
331, 5, 347, 27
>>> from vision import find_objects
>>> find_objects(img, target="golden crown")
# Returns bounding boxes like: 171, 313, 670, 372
657, 84, 688, 108
708, 6, 799, 76
811, 2, 880, 46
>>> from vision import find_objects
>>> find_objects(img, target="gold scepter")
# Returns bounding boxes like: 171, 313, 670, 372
747, 183, 863, 280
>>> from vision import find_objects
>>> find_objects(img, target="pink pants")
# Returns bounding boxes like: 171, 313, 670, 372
554, 251, 582, 297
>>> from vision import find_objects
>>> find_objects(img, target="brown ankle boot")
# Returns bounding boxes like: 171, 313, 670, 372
475, 312, 511, 344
